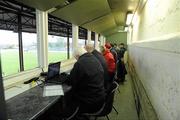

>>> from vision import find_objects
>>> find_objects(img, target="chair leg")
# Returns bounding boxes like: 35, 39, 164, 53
106, 115, 110, 120
113, 105, 119, 114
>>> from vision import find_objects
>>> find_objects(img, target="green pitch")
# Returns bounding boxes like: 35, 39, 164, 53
1, 50, 68, 77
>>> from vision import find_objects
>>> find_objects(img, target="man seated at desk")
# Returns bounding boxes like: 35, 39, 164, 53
52, 46, 106, 119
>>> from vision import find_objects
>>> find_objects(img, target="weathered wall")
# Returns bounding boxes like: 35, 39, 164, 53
129, 0, 180, 120
128, 58, 158, 120
106, 32, 127, 44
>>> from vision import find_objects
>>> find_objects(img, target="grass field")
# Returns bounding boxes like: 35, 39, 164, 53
1, 50, 68, 77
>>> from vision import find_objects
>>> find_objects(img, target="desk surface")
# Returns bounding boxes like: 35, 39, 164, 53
6, 84, 71, 120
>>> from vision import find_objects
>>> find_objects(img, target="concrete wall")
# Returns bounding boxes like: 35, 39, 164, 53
106, 32, 127, 44
128, 0, 180, 120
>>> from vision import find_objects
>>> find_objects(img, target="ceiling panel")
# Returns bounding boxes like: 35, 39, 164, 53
102, 26, 125, 36
112, 10, 126, 26
102, 0, 139, 36
108, 0, 139, 11
51, 0, 111, 25
15, 0, 140, 36
82, 14, 116, 34
15, 0, 67, 11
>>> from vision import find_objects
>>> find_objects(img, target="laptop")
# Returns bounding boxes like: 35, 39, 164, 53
45, 62, 69, 84
45, 62, 62, 84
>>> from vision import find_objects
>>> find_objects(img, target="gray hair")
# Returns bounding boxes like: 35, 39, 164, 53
84, 43, 94, 53
73, 46, 87, 59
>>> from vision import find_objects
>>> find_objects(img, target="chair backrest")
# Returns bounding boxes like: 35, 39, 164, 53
65, 107, 79, 120
82, 103, 106, 116
99, 81, 118, 116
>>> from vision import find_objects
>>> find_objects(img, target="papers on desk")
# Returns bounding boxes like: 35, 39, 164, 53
43, 85, 64, 97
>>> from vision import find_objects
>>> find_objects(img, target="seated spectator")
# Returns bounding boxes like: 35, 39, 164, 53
100, 46, 116, 83
105, 43, 118, 63
63, 47, 106, 118
85, 44, 110, 89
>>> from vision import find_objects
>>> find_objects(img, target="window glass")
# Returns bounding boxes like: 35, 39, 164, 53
22, 32, 38, 70
78, 39, 85, 48
0, 30, 20, 77
48, 35, 67, 63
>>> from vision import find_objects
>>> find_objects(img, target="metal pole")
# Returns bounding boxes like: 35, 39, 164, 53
0, 53, 7, 120
18, 13, 24, 71
85, 31, 87, 45
67, 27, 70, 59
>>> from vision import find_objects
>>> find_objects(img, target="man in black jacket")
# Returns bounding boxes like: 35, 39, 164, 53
117, 43, 127, 83
63, 47, 106, 118
85, 44, 110, 90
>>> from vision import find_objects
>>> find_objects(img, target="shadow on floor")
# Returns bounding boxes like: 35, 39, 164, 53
97, 75, 139, 120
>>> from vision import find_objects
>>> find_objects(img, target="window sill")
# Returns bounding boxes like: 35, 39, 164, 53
4, 68, 42, 90
4, 58, 76, 100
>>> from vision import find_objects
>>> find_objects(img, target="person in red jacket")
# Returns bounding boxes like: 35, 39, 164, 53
100, 45, 116, 83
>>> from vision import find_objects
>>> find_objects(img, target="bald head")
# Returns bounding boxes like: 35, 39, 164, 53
84, 43, 94, 53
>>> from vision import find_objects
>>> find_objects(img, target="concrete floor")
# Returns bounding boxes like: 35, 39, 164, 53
97, 75, 139, 120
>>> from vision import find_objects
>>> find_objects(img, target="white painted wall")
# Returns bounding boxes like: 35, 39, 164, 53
129, 0, 180, 120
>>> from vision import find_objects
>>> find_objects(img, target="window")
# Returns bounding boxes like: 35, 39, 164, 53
0, 30, 20, 76
78, 27, 87, 48
0, 0, 38, 77
22, 32, 38, 70
48, 15, 72, 62
78, 39, 85, 48
48, 35, 67, 63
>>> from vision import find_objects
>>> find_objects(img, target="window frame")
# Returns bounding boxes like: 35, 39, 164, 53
0, 1, 38, 77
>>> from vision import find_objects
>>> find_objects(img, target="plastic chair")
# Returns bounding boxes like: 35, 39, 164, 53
63, 106, 79, 120
78, 103, 106, 120
94, 81, 119, 120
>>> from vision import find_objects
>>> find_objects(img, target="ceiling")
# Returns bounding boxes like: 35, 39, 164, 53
14, 0, 140, 36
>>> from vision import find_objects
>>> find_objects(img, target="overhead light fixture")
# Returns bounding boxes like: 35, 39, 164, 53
126, 12, 133, 26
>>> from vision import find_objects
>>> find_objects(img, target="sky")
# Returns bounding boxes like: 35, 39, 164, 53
0, 29, 91, 46
0, 30, 36, 45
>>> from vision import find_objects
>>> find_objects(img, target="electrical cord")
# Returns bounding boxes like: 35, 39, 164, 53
35, 79, 45, 88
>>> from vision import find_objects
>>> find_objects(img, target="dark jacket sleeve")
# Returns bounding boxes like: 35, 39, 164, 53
69, 62, 83, 92
69, 62, 79, 89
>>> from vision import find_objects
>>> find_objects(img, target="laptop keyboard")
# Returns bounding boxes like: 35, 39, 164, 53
46, 74, 69, 84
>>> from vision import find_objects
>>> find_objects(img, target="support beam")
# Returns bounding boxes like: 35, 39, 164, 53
36, 10, 48, 68
18, 13, 24, 71
85, 32, 87, 45
72, 24, 79, 52
0, 55, 7, 120
67, 27, 70, 59
95, 33, 99, 50
103, 36, 106, 45
87, 30, 91, 44
99, 35, 105, 46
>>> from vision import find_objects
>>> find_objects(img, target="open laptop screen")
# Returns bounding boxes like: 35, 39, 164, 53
47, 62, 61, 80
